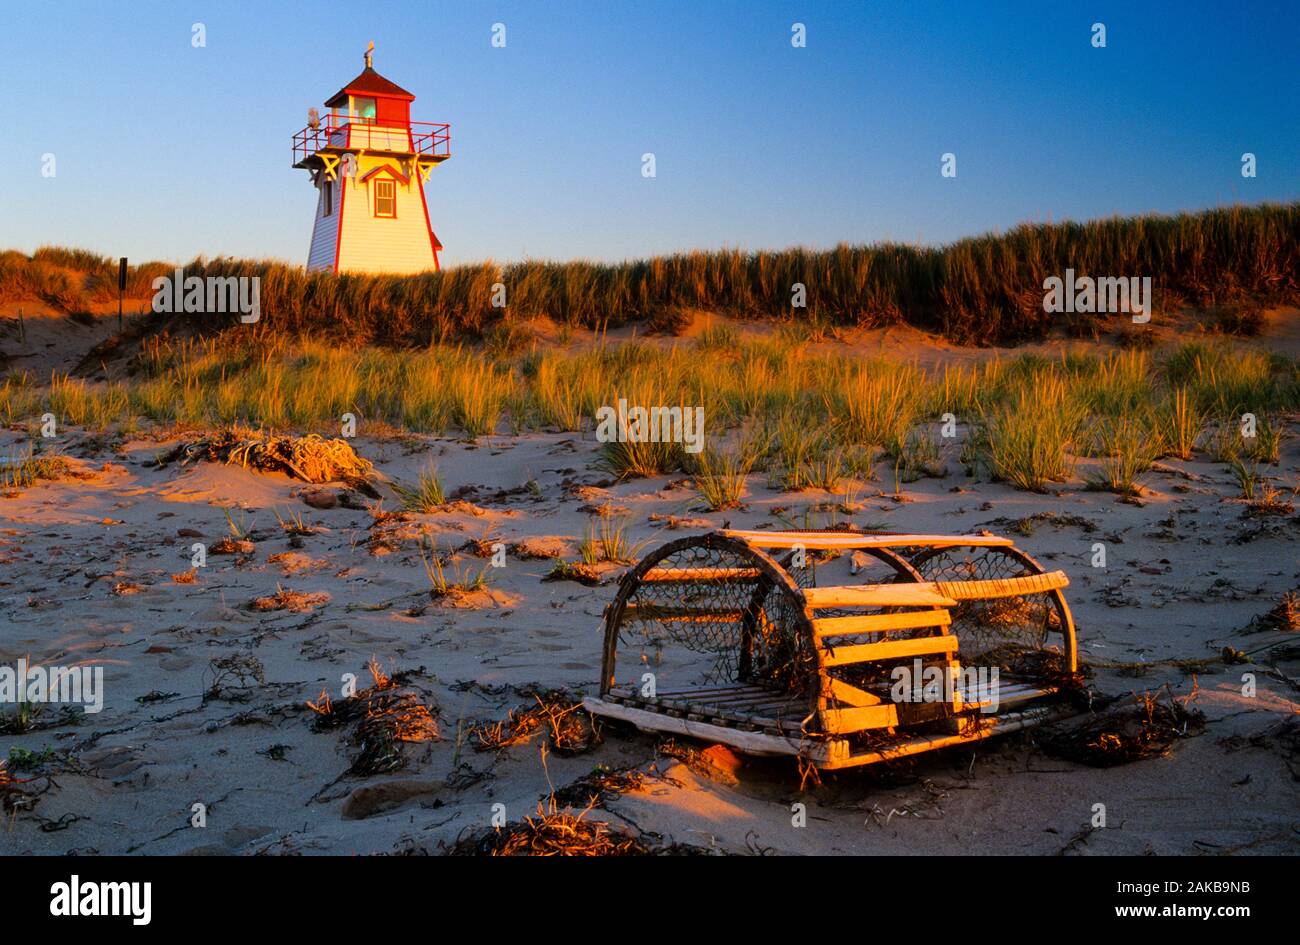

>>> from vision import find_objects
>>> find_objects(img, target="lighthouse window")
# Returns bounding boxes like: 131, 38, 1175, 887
322, 179, 333, 216
352, 97, 377, 122
373, 179, 396, 218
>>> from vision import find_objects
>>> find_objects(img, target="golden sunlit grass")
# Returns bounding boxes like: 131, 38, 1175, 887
1, 319, 1295, 496
981, 374, 1085, 492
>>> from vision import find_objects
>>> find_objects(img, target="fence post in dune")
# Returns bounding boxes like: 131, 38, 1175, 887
292, 42, 452, 275
118, 256, 127, 332
583, 529, 1082, 770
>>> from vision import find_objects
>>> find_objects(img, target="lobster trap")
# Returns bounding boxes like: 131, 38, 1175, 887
583, 530, 1081, 769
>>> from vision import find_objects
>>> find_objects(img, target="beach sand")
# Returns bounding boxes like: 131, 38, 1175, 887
1, 408, 1296, 855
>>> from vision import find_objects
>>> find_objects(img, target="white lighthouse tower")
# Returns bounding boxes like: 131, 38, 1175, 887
292, 44, 451, 274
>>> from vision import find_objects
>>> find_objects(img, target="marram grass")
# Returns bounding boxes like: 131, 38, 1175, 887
1, 333, 1295, 494
4, 201, 1298, 344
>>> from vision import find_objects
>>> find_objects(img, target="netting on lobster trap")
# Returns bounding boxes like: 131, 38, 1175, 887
613, 542, 817, 694
902, 545, 1070, 678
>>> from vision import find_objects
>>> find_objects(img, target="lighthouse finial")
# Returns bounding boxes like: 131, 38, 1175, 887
365, 40, 374, 69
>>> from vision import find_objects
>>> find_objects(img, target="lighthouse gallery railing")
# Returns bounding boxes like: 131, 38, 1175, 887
292, 117, 451, 166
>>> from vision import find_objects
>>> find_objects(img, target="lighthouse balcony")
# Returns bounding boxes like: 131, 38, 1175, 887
292, 117, 450, 167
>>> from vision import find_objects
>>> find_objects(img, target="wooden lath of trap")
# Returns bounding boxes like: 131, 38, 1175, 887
583, 530, 1080, 769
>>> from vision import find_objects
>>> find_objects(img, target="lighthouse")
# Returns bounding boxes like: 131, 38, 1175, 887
292, 44, 451, 274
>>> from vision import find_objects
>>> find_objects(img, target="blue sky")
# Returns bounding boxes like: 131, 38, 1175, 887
1, 1, 1296, 266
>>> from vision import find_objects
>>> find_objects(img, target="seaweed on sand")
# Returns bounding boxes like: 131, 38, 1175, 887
551, 763, 657, 808
445, 796, 711, 856
1039, 684, 1205, 767
307, 658, 440, 777
469, 689, 600, 756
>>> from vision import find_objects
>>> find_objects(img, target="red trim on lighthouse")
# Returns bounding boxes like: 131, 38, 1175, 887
417, 180, 441, 271
332, 172, 348, 273
360, 163, 410, 185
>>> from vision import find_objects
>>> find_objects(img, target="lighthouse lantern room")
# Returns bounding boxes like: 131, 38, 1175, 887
292, 43, 450, 274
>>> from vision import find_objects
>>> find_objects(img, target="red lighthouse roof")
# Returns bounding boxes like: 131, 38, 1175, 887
324, 66, 415, 106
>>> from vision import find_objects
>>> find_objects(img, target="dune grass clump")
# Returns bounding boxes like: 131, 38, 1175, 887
0, 374, 42, 427
1085, 414, 1162, 495
596, 437, 685, 480
526, 350, 588, 431
981, 375, 1084, 492
694, 321, 741, 351
1153, 387, 1208, 460
0, 449, 77, 493
824, 362, 922, 450
1228, 457, 1262, 500
47, 373, 131, 431
1075, 350, 1153, 418
394, 462, 446, 511
543, 560, 605, 586
447, 359, 512, 438
894, 428, 947, 483
687, 445, 752, 510
1243, 415, 1282, 464
1206, 414, 1283, 465
419, 538, 491, 599
578, 515, 645, 565
273, 507, 318, 536
801, 446, 850, 492
767, 410, 829, 490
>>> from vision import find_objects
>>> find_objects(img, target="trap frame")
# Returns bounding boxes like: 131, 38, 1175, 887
583, 529, 1081, 769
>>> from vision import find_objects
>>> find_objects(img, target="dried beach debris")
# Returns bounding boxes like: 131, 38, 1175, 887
469, 689, 600, 756
250, 585, 330, 613
161, 428, 373, 484
1040, 685, 1206, 767
446, 799, 709, 856
307, 659, 440, 778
